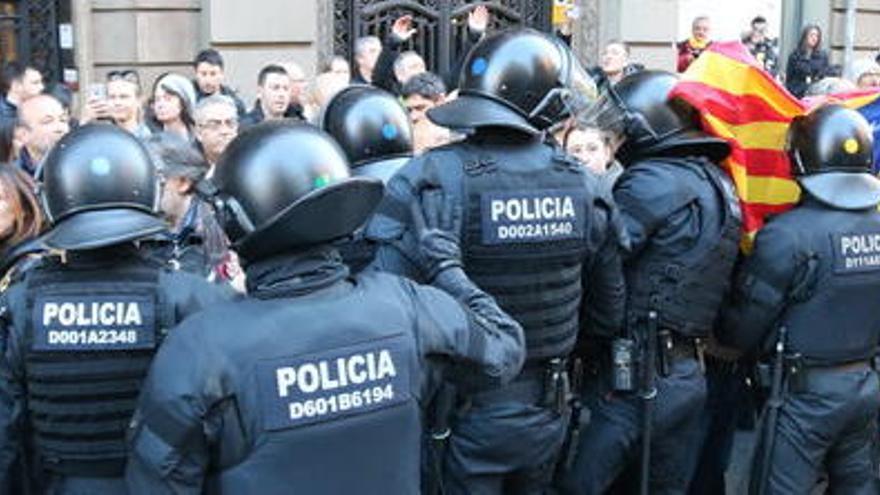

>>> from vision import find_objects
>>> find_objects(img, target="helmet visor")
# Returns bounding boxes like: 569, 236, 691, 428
574, 84, 629, 147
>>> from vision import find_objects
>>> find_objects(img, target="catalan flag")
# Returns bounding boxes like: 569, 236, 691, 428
669, 41, 806, 248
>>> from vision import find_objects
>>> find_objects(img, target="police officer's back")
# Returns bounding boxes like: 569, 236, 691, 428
560, 71, 742, 494
721, 105, 880, 494
0, 125, 229, 495
367, 29, 625, 494
321, 84, 413, 272
124, 123, 525, 494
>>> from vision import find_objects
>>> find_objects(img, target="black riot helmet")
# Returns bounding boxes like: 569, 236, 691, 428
428, 28, 597, 135
788, 103, 880, 210
584, 70, 730, 166
320, 85, 413, 184
211, 122, 384, 260
39, 124, 166, 251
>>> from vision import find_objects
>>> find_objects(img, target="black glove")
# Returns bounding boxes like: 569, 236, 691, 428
410, 186, 463, 282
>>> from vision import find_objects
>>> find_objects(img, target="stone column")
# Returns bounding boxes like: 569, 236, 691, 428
316, 0, 334, 69
573, 0, 601, 66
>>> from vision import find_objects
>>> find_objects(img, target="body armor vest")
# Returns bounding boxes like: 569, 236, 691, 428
626, 159, 742, 337
778, 205, 880, 364
204, 273, 422, 493
459, 145, 590, 361
23, 262, 167, 477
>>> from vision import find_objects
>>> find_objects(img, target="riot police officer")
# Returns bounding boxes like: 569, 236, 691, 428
366, 29, 625, 494
321, 84, 413, 184
124, 122, 526, 494
0, 124, 230, 494
321, 84, 413, 272
559, 70, 742, 494
720, 104, 880, 494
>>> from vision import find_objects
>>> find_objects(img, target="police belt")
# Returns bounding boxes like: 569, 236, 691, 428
654, 330, 704, 377
42, 458, 126, 478
661, 332, 699, 360
756, 358, 873, 392
469, 359, 569, 410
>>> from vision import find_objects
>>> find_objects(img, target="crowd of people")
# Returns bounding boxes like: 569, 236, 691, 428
0, 5, 878, 495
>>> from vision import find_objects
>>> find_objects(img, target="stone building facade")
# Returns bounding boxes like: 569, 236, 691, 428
48, 0, 880, 106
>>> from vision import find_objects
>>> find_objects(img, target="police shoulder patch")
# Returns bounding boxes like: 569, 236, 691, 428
831, 231, 880, 274
480, 189, 585, 245
31, 293, 157, 352
257, 334, 411, 431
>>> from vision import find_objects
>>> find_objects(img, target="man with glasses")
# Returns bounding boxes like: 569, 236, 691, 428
194, 94, 238, 173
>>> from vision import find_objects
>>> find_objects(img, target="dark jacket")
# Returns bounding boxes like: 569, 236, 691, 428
124, 249, 524, 494
143, 200, 231, 284
15, 148, 38, 178
372, 33, 407, 96
239, 103, 304, 129
367, 130, 626, 352
720, 196, 880, 364
0, 246, 231, 494
745, 38, 779, 76
588, 64, 645, 91
613, 157, 741, 337
785, 49, 830, 98
194, 83, 248, 118
0, 97, 16, 122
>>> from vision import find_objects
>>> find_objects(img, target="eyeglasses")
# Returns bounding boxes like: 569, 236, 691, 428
107, 69, 141, 86
198, 118, 238, 131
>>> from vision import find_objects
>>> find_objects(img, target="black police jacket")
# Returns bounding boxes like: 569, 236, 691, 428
366, 131, 625, 358
614, 157, 741, 337
124, 249, 524, 494
720, 196, 880, 364
0, 246, 230, 492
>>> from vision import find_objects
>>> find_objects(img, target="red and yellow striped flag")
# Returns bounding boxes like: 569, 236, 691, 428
669, 41, 806, 248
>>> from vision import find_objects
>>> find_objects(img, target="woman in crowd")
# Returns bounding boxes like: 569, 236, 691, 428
148, 72, 197, 142
785, 24, 830, 98
0, 164, 43, 274
0, 116, 20, 163
563, 122, 623, 192
107, 70, 152, 139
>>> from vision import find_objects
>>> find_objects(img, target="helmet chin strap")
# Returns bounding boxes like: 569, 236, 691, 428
214, 194, 256, 244
791, 148, 806, 175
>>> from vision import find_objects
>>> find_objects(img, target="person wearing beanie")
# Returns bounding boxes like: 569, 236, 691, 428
148, 72, 197, 142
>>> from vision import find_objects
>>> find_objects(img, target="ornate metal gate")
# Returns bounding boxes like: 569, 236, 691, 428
334, 0, 552, 82
0, 0, 65, 81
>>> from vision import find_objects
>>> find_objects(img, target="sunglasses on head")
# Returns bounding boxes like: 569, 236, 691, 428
107, 69, 140, 85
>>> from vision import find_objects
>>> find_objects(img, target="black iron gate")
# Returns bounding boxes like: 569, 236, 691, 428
334, 0, 552, 82
0, 0, 69, 82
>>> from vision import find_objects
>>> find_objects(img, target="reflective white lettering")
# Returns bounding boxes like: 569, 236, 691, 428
276, 368, 296, 398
